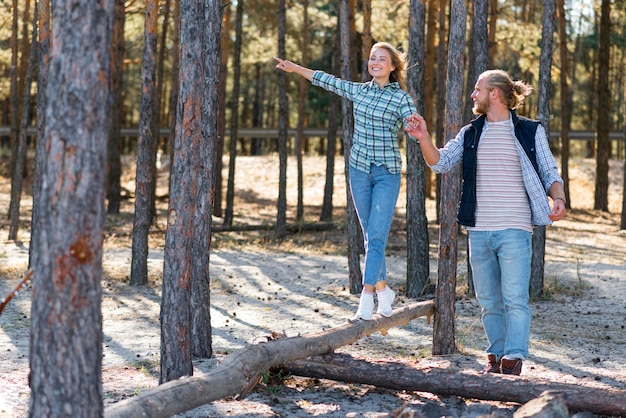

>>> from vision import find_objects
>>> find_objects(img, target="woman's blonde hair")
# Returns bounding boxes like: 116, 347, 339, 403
371, 42, 407, 90
480, 69, 533, 109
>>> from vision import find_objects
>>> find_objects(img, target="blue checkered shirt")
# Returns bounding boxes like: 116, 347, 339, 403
312, 71, 417, 174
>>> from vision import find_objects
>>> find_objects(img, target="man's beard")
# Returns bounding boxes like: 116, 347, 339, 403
472, 97, 490, 115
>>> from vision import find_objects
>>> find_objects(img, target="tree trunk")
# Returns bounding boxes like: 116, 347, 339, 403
433, 0, 465, 356
423, 0, 437, 199
150, 0, 172, 220
7, 0, 19, 215
224, 0, 244, 227
275, 0, 288, 238
105, 301, 435, 418
168, 0, 181, 183
622, 72, 626, 229
191, 0, 222, 359
278, 353, 626, 417
360, 0, 371, 81
29, 0, 113, 415
319, 30, 340, 222
295, 0, 309, 222
8, 7, 36, 241
594, 0, 611, 212
29, 0, 51, 269
434, 0, 447, 222
463, 0, 488, 298
487, 0, 498, 68
339, 0, 363, 295
405, 0, 430, 299
213, 2, 230, 217
160, 0, 206, 383
531, 0, 555, 298
556, 0, 571, 209
130, 0, 158, 286
106, 0, 126, 214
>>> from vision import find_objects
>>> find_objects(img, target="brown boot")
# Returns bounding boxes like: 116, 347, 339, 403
480, 354, 501, 374
500, 358, 523, 375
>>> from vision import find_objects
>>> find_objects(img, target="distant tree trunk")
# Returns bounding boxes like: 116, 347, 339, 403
28, 0, 113, 415
150, 0, 170, 220
8, 8, 36, 241
295, 0, 309, 222
150, 0, 172, 218
433, 0, 465, 356
107, 0, 125, 214
487, 0, 497, 68
130, 0, 158, 287
320, 35, 340, 222
168, 0, 180, 180
360, 0, 371, 81
530, 0, 555, 298
556, 0, 571, 209
29, 0, 51, 268
423, 0, 437, 198
224, 0, 244, 228
434, 0, 447, 223
8, 0, 19, 213
339, 0, 363, 294
594, 0, 611, 212
160, 0, 206, 383
463, 0, 488, 297
213, 3, 230, 217
622, 79, 626, 229
251, 63, 265, 156
275, 0, 288, 238
405, 0, 430, 299
191, 0, 222, 359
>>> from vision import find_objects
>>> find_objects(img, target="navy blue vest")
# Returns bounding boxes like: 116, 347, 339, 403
457, 110, 540, 227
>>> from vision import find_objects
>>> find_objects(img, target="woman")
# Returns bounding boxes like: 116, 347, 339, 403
274, 42, 419, 320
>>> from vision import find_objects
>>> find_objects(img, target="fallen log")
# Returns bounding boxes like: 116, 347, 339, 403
277, 353, 626, 417
104, 300, 435, 418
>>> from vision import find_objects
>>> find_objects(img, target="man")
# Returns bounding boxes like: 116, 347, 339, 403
405, 69, 566, 375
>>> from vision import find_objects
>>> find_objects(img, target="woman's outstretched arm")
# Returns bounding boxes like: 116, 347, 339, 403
274, 57, 315, 81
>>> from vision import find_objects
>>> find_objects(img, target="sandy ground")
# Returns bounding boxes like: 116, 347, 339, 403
1, 155, 625, 417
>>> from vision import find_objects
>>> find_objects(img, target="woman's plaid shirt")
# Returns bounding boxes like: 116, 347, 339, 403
312, 71, 417, 175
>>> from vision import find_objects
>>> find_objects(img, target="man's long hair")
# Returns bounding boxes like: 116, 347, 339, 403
480, 69, 533, 110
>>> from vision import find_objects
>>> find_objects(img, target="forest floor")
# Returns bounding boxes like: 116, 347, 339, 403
0, 154, 625, 417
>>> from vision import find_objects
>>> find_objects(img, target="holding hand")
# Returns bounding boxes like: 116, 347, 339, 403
404, 113, 430, 142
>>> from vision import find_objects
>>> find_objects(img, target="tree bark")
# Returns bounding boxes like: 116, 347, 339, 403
556, 0, 571, 209
213, 2, 230, 218
319, 30, 340, 222
130, 0, 158, 286
433, 0, 465, 355
338, 0, 363, 295
278, 353, 626, 417
106, 0, 125, 214
8, 6, 36, 241
105, 301, 435, 418
191, 0, 222, 359
28, 0, 50, 269
160, 0, 206, 383
594, 0, 611, 211
406, 0, 430, 299
275, 0, 288, 238
295, 0, 309, 222
531, 0, 555, 298
29, 0, 114, 415
224, 0, 244, 227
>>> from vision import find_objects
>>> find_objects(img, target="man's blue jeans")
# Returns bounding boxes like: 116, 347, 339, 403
349, 164, 400, 287
468, 229, 532, 360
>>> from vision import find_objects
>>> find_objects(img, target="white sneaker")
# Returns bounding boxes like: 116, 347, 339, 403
354, 292, 374, 320
376, 287, 395, 317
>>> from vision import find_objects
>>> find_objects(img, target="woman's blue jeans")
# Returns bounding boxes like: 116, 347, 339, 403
349, 164, 401, 287
468, 229, 532, 360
